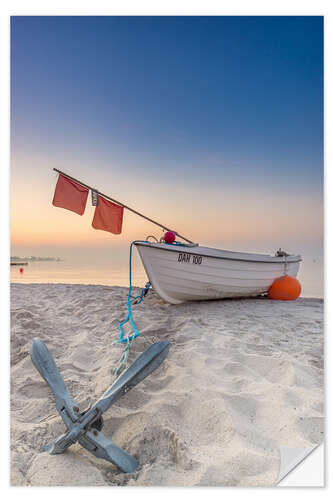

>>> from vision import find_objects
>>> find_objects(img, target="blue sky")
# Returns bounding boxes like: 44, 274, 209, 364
11, 16, 323, 259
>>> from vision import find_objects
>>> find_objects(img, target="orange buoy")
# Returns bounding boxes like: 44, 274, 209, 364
268, 275, 301, 301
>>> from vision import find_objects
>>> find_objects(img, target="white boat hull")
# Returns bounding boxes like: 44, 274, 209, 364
135, 242, 301, 304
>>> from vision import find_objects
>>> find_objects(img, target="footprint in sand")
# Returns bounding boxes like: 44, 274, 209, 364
19, 380, 49, 400
132, 425, 193, 470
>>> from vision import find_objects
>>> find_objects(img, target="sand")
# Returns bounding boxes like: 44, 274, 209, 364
10, 283, 324, 486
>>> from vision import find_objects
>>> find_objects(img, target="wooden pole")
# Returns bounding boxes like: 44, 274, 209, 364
53, 168, 195, 245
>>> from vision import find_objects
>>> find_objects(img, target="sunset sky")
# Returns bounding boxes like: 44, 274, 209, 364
11, 16, 323, 262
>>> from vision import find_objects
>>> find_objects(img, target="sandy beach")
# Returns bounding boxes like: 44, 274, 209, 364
10, 283, 324, 486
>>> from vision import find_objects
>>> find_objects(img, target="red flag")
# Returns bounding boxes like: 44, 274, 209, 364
92, 195, 124, 234
52, 174, 89, 215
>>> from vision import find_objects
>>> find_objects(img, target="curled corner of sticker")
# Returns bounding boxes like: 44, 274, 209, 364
276, 443, 322, 484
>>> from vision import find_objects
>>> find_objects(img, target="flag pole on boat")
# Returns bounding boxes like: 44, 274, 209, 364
52, 168, 195, 245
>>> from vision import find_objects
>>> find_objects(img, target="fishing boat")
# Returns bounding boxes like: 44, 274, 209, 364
51, 169, 302, 304
134, 241, 301, 304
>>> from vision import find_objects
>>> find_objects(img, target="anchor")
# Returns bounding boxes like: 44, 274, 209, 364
30, 337, 170, 473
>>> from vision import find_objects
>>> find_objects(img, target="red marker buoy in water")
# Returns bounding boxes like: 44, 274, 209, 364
20, 267, 24, 273
164, 231, 176, 244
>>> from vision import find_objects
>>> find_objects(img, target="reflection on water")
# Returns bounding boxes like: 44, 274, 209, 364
10, 253, 323, 298
10, 251, 147, 288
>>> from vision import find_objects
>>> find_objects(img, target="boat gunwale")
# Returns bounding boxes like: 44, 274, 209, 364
134, 242, 302, 264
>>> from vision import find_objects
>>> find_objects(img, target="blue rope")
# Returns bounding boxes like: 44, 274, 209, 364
113, 241, 151, 375
118, 241, 151, 344
113, 237, 181, 374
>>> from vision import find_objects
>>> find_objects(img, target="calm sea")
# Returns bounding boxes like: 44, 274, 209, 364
10, 252, 324, 298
